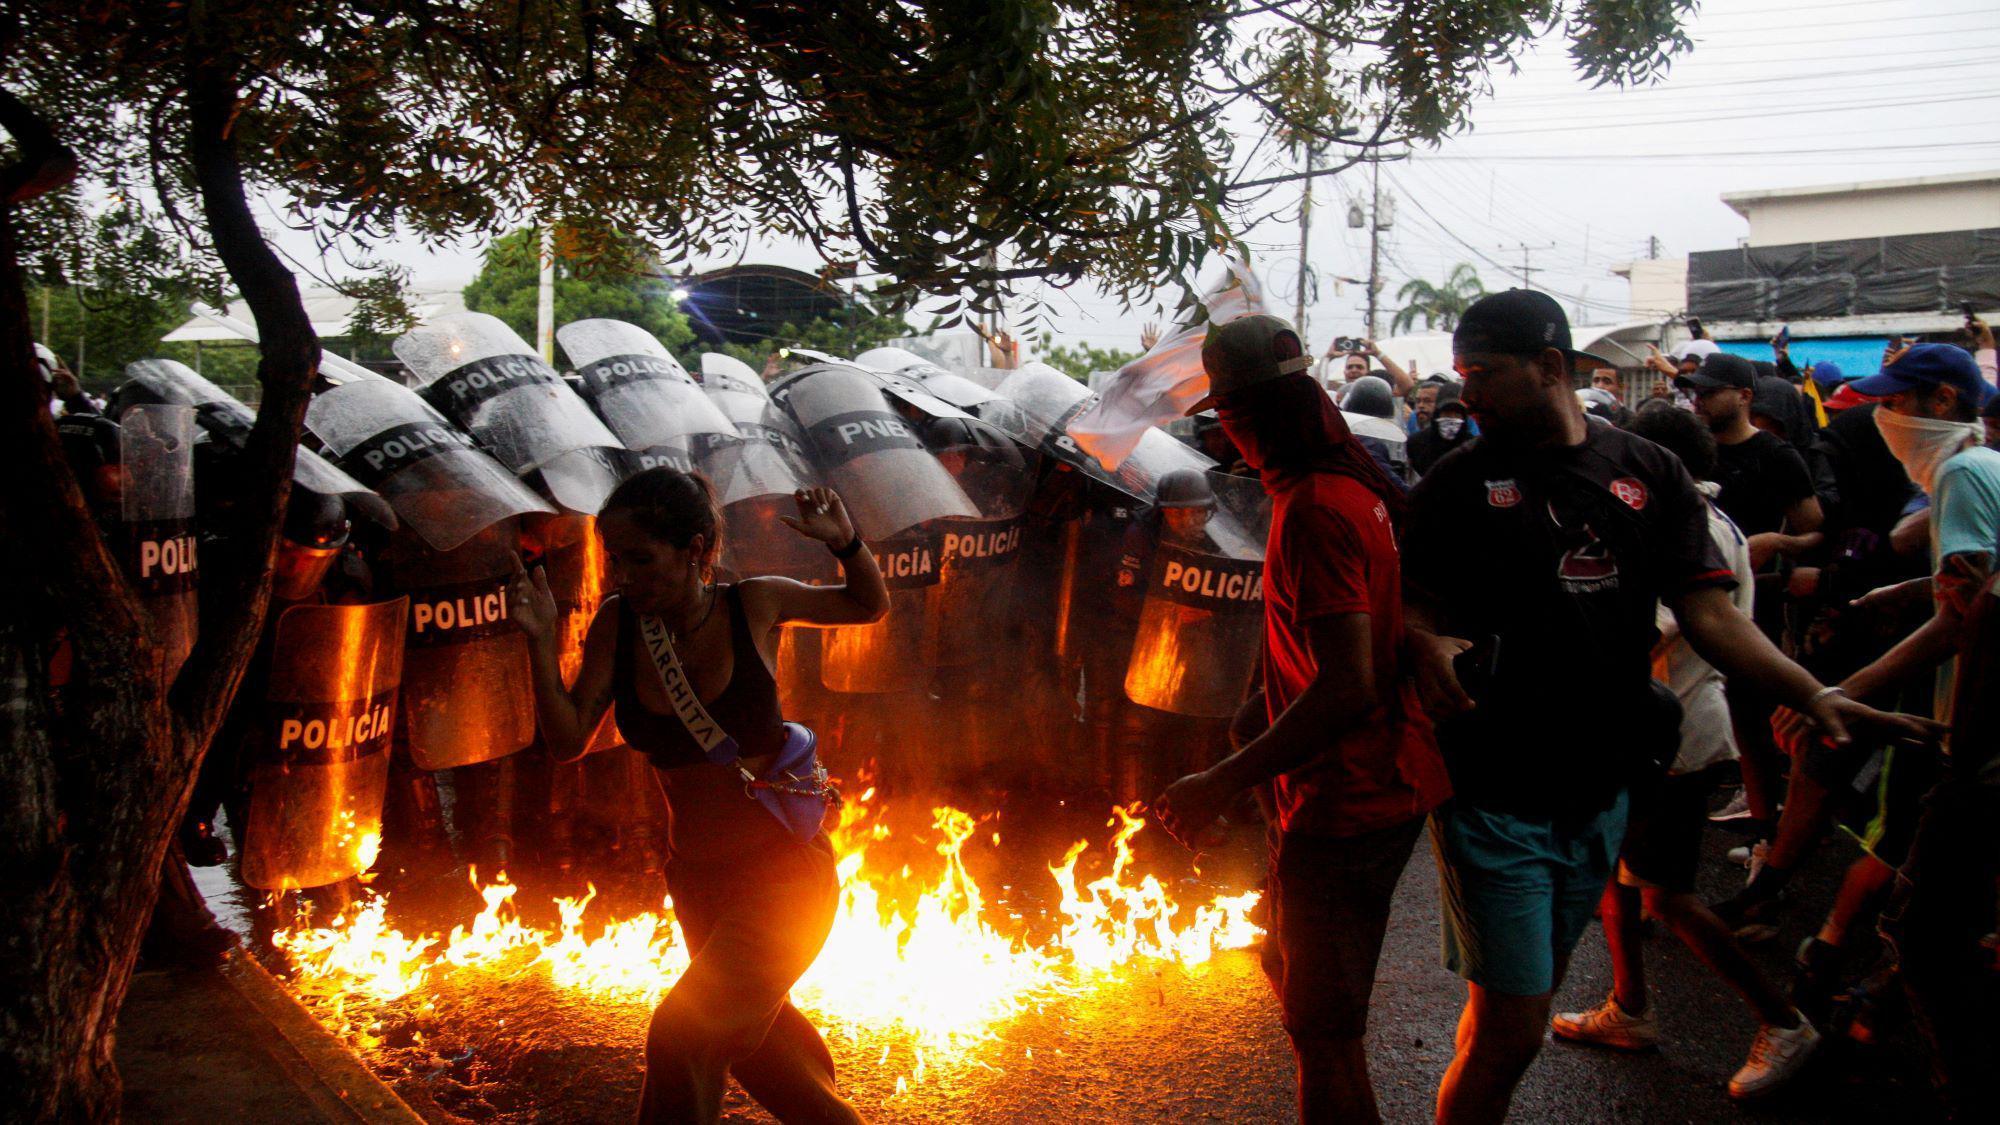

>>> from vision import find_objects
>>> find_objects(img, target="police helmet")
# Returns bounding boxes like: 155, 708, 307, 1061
1343, 375, 1396, 419
284, 489, 352, 551
1155, 468, 1216, 509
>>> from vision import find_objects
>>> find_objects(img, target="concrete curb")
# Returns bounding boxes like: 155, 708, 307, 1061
218, 953, 426, 1124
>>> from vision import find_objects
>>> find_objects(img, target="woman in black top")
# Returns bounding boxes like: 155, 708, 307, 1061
513, 468, 886, 1125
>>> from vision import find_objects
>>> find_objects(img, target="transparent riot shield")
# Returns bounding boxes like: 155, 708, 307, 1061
697, 361, 834, 581
119, 404, 198, 680
993, 363, 1217, 504
769, 363, 977, 539
393, 312, 624, 514
307, 378, 553, 552
820, 531, 942, 693
922, 443, 1039, 668
378, 519, 536, 769
123, 358, 396, 529
241, 598, 408, 890
532, 512, 621, 752
1123, 472, 1271, 717
556, 319, 736, 475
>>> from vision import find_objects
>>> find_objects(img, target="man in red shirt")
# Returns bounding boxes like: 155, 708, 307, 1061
1158, 314, 1451, 1124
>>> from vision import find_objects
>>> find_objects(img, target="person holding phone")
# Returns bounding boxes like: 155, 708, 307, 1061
1157, 314, 1449, 1125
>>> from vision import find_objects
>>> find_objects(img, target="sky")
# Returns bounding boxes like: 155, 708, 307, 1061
265, 0, 2000, 359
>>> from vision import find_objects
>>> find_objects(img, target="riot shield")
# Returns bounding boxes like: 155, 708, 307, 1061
533, 513, 622, 753
241, 598, 408, 890
923, 442, 1039, 668
820, 531, 942, 693
697, 360, 833, 581
556, 319, 735, 476
1123, 472, 1271, 717
768, 363, 977, 539
378, 519, 536, 769
993, 363, 1217, 503
308, 378, 553, 552
393, 312, 624, 514
119, 404, 199, 679
123, 357, 396, 529
854, 346, 999, 412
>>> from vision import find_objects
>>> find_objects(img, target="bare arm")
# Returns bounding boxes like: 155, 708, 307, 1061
745, 486, 890, 628
1363, 341, 1414, 396
1841, 553, 1992, 699
514, 565, 617, 764
1784, 493, 1824, 535
1671, 584, 1940, 746
1156, 614, 1378, 846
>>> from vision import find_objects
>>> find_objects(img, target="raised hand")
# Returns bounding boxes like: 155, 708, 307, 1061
508, 556, 560, 641
777, 486, 857, 547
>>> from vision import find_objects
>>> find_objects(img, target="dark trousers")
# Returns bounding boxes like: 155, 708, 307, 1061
638, 836, 863, 1124
1882, 779, 2000, 1120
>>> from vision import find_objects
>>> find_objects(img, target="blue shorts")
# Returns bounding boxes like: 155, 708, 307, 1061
1430, 793, 1630, 997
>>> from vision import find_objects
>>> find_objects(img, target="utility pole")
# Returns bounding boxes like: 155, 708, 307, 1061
1294, 144, 1316, 337
1501, 241, 1555, 288
536, 223, 557, 364
1647, 235, 1661, 260
1293, 36, 1329, 341
1366, 159, 1384, 340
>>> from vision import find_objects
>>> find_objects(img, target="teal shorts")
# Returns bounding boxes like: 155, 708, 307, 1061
1430, 793, 1630, 997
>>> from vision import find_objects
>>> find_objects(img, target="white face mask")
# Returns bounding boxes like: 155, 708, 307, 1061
1436, 417, 1465, 440
1875, 407, 1983, 493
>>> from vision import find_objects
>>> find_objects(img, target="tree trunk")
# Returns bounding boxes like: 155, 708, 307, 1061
0, 85, 165, 1122
0, 23, 319, 1110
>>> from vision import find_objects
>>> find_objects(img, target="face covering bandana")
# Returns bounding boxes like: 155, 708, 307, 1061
1436, 417, 1465, 440
1875, 407, 1984, 494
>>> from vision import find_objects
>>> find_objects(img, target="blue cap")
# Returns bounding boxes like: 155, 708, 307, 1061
1808, 360, 1843, 387
1847, 343, 1995, 407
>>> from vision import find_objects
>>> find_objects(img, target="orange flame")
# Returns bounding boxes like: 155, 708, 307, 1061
273, 792, 1260, 1081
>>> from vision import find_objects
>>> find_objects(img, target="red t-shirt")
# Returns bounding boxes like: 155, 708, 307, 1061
1264, 471, 1452, 836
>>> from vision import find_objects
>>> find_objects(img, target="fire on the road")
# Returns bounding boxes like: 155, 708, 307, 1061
271, 792, 1261, 1079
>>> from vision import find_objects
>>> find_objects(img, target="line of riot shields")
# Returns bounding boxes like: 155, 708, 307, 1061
69, 312, 1270, 904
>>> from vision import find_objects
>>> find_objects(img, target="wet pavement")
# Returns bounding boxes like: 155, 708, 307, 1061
202, 797, 1942, 1124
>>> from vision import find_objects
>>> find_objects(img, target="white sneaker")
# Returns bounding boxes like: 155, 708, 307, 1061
1552, 994, 1659, 1051
1745, 840, 1770, 884
1728, 1015, 1821, 1099
1710, 790, 1753, 822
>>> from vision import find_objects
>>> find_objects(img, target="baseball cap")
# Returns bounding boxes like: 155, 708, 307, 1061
1674, 351, 1756, 392
1670, 339, 1721, 364
1186, 313, 1311, 415
1806, 360, 1844, 386
1452, 289, 1610, 370
1847, 343, 1997, 407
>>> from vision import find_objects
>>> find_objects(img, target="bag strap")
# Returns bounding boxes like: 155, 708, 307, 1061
634, 611, 756, 783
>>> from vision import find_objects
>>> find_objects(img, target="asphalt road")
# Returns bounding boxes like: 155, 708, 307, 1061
237, 794, 1942, 1125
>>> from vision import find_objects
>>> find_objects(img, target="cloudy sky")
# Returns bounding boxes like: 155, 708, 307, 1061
275, 0, 2000, 358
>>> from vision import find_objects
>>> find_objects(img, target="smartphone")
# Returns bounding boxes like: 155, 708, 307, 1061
1451, 634, 1502, 704
1333, 336, 1364, 354
1775, 325, 1790, 346
1685, 317, 1705, 341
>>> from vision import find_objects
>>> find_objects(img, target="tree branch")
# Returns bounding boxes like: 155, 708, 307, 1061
172, 38, 313, 750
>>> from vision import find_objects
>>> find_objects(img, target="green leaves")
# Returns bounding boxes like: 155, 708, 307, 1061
15, 0, 1693, 322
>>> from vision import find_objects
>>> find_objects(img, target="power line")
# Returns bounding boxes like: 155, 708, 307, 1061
1468, 90, 2000, 136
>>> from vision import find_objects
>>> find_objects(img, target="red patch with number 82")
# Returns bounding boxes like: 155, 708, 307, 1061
1611, 478, 1649, 510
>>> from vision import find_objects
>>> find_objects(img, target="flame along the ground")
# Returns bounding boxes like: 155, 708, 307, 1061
271, 791, 1264, 1084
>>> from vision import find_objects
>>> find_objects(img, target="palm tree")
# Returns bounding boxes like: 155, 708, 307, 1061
1391, 264, 1487, 334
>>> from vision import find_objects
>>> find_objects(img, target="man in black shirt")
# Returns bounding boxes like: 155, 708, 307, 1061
1677, 351, 1825, 843
1406, 290, 1937, 1125
1681, 352, 1823, 550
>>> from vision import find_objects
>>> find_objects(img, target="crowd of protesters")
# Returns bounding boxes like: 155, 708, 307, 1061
36, 285, 1997, 1123
1158, 291, 1998, 1124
